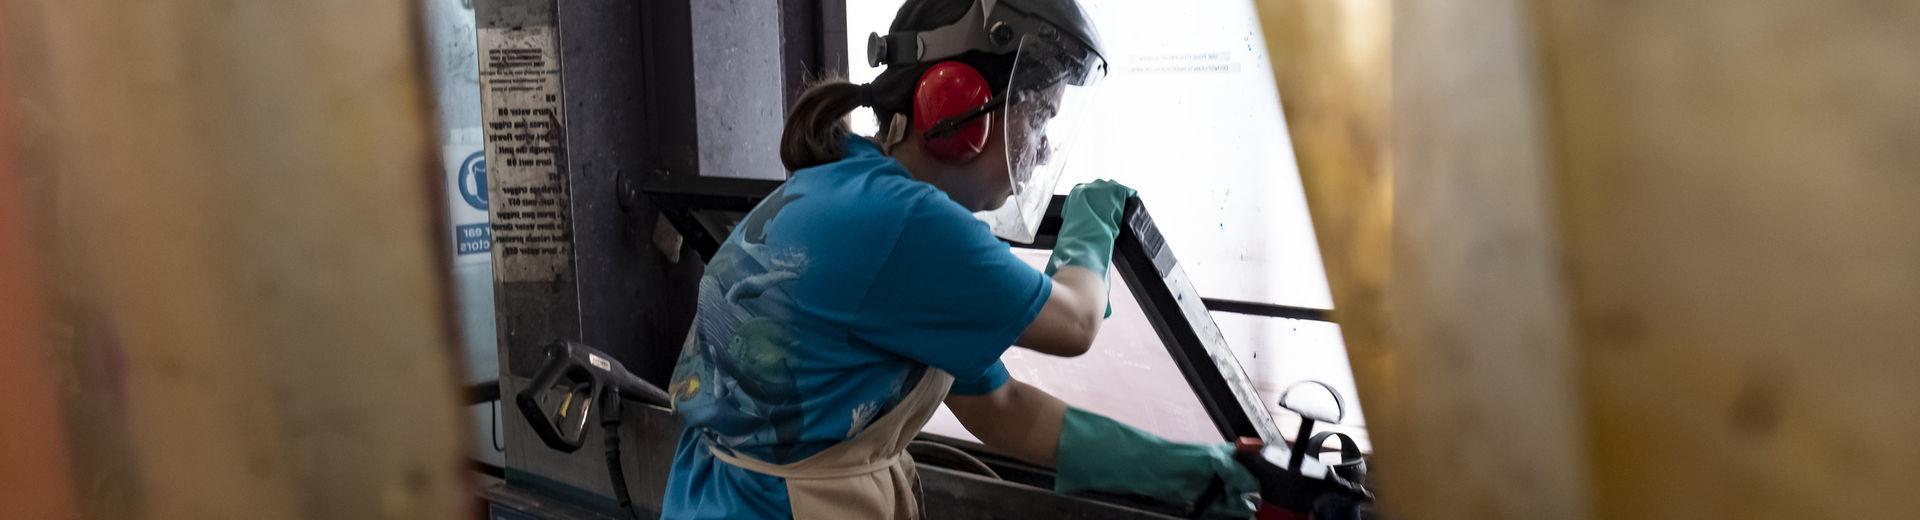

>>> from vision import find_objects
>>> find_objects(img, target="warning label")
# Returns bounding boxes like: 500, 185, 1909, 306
445, 141, 490, 263
455, 223, 492, 256
478, 25, 571, 282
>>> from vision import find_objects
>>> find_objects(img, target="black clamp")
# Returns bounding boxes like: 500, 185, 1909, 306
868, 32, 921, 68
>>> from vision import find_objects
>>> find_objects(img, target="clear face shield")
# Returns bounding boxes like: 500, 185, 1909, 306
974, 33, 1108, 243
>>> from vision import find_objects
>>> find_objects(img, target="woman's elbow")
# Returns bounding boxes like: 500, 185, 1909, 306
1021, 318, 1097, 357
1019, 279, 1106, 357
1052, 340, 1092, 358
1054, 314, 1100, 357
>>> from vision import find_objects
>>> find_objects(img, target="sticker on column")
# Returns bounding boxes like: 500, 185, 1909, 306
447, 139, 492, 262
478, 24, 572, 283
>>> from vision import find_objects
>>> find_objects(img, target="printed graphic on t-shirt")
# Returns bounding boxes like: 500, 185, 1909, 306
669, 188, 813, 462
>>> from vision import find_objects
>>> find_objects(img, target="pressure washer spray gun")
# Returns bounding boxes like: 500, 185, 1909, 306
515, 340, 672, 519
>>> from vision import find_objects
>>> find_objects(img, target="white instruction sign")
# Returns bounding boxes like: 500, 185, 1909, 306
478, 25, 571, 283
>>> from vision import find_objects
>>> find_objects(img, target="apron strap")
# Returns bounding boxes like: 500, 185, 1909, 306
705, 367, 955, 480
707, 444, 904, 480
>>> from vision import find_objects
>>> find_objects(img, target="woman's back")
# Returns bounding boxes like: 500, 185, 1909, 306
661, 136, 1051, 519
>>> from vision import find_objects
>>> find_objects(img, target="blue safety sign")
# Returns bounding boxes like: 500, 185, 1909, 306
459, 151, 489, 210
455, 223, 492, 256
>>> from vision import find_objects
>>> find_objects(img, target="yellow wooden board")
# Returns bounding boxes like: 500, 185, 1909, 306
1258, 0, 1920, 517
6, 0, 468, 517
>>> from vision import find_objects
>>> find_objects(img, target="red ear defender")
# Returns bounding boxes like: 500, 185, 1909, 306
913, 61, 993, 164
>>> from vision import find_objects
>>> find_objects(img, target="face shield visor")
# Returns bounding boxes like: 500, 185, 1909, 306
974, 33, 1108, 243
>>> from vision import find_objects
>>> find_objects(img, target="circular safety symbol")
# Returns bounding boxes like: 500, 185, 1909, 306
458, 151, 488, 210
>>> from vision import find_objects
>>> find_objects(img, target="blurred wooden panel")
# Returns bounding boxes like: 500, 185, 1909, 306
5, 0, 468, 518
1255, 0, 1468, 516
1259, 0, 1594, 517
1387, 0, 1596, 517
0, 26, 79, 518
1250, 0, 1393, 457
1533, 1, 1920, 517
1263, 0, 1920, 517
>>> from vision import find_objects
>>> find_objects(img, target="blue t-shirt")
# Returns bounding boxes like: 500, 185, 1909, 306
660, 136, 1052, 519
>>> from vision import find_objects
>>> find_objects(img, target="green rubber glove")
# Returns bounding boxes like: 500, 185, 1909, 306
1055, 407, 1260, 519
1045, 180, 1136, 317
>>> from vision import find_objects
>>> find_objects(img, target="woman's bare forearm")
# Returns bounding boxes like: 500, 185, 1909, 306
944, 377, 1068, 466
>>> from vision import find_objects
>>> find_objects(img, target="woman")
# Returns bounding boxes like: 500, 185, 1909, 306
661, 1, 1258, 518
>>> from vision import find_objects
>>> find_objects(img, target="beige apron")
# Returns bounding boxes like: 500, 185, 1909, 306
707, 368, 955, 519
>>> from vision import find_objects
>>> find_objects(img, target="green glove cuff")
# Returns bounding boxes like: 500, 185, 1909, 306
1054, 407, 1259, 518
1045, 180, 1136, 318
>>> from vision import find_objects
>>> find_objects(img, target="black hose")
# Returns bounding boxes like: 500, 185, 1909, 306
467, 380, 501, 405
906, 440, 999, 480
600, 388, 639, 520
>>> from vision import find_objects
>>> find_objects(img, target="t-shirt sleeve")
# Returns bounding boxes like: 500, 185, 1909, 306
854, 192, 1052, 382
949, 360, 1012, 395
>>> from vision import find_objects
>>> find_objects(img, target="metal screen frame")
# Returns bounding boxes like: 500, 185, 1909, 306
642, 177, 1342, 446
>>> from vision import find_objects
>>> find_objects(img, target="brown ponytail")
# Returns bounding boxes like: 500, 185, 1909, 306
779, 80, 867, 171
